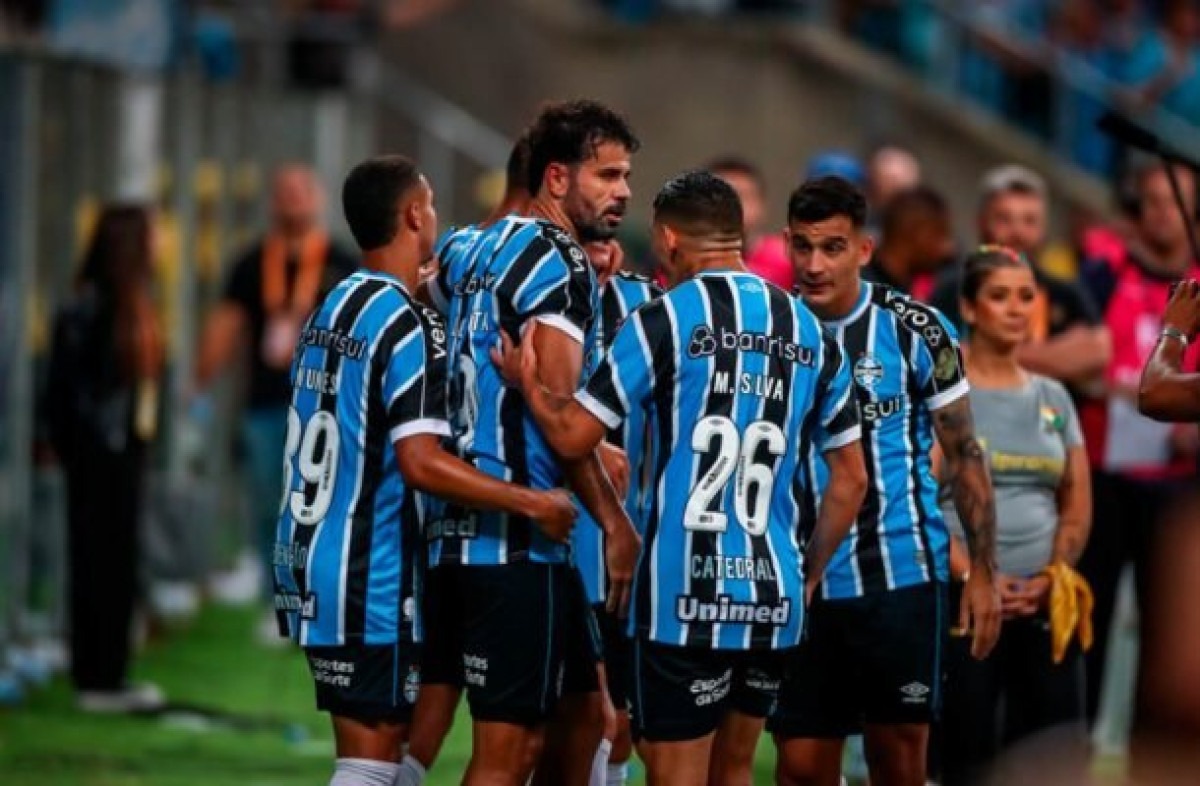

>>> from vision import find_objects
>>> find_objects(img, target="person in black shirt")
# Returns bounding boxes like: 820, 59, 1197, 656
929, 165, 1110, 390
195, 165, 358, 617
865, 185, 955, 294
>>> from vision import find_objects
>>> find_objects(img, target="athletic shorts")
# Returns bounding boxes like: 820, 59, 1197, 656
594, 603, 633, 711
631, 637, 787, 743
770, 581, 948, 739
304, 641, 420, 723
420, 561, 573, 726
561, 569, 603, 696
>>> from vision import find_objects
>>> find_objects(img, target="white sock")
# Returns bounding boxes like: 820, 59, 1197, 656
330, 758, 399, 786
393, 754, 426, 786
606, 760, 628, 786
589, 739, 613, 786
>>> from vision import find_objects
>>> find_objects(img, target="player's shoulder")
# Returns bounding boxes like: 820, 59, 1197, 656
434, 223, 479, 259
612, 269, 662, 297
868, 283, 958, 349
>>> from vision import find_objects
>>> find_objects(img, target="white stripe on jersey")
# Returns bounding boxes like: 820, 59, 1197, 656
865, 308, 896, 592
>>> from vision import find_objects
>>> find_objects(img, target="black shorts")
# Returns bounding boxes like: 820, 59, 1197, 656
421, 561, 574, 726
594, 603, 633, 711
304, 641, 420, 723
770, 581, 948, 739
631, 637, 786, 743
562, 569, 603, 696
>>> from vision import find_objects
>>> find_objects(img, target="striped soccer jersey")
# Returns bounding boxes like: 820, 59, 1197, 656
578, 269, 860, 651
575, 270, 663, 605
808, 282, 968, 600
274, 270, 451, 647
427, 215, 599, 566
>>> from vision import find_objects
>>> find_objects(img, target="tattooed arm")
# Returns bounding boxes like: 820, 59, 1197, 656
932, 396, 1001, 659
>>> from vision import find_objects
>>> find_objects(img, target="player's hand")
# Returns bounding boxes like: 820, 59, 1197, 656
597, 442, 630, 500
958, 566, 1001, 660
605, 516, 641, 619
529, 488, 577, 544
489, 329, 523, 389
586, 239, 624, 288
1164, 278, 1200, 338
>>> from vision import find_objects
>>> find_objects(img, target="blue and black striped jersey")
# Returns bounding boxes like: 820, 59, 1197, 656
274, 270, 451, 647
427, 215, 599, 566
575, 271, 663, 606
808, 282, 968, 600
578, 269, 860, 651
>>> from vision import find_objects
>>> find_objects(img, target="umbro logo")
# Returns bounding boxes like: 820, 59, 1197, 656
900, 682, 930, 704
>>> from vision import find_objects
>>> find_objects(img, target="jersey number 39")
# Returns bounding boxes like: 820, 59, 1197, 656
684, 416, 784, 537
281, 407, 340, 526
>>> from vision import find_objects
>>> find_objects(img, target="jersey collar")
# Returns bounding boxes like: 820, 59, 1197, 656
824, 281, 872, 329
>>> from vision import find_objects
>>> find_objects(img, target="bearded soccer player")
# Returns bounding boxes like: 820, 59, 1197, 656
771, 177, 1000, 786
420, 101, 642, 785
496, 170, 868, 786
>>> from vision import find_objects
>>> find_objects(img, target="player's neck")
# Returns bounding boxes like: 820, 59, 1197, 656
691, 254, 744, 277
363, 246, 419, 293
528, 197, 577, 239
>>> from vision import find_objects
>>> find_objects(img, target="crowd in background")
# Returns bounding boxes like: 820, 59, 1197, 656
601, 0, 1200, 178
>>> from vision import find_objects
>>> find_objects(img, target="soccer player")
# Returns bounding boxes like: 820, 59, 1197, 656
566, 237, 661, 786
496, 170, 869, 786
771, 176, 1001, 786
273, 155, 575, 786
421, 100, 642, 784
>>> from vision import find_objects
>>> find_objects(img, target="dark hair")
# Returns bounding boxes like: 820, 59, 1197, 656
526, 100, 639, 197
881, 185, 948, 238
960, 245, 1032, 302
78, 203, 160, 380
342, 155, 422, 251
705, 156, 765, 190
786, 176, 868, 228
652, 170, 743, 240
505, 132, 532, 195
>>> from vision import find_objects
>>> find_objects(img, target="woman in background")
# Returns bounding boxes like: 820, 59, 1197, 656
937, 246, 1093, 785
45, 204, 165, 713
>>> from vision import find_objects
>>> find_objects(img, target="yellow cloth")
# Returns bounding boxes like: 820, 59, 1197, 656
1042, 562, 1095, 664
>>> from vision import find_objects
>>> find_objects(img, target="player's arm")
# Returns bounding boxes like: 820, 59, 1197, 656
803, 335, 867, 599
1139, 280, 1200, 421
525, 318, 641, 617
395, 435, 575, 542
932, 395, 1001, 659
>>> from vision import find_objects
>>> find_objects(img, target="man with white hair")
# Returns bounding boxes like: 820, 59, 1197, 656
929, 164, 1110, 389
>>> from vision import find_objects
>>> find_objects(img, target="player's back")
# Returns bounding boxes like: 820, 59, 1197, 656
606, 269, 854, 651
275, 270, 446, 647
428, 215, 597, 567
815, 282, 967, 600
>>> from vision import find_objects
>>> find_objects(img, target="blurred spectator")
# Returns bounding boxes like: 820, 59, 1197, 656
930, 165, 1110, 390
1118, 0, 1200, 125
706, 156, 791, 289
1054, 0, 1120, 175
866, 184, 953, 298
938, 247, 1092, 786
1076, 159, 1200, 728
805, 150, 867, 189
43, 204, 165, 713
194, 165, 357, 634
865, 142, 921, 239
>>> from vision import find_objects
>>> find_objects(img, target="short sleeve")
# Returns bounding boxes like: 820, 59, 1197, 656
382, 300, 452, 444
910, 308, 970, 411
499, 229, 594, 345
815, 332, 861, 452
578, 300, 662, 430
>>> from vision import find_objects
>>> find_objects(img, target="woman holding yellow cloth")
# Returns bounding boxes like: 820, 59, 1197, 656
934, 247, 1094, 785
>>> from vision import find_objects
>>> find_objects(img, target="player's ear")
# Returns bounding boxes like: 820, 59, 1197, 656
545, 162, 571, 200
857, 232, 875, 267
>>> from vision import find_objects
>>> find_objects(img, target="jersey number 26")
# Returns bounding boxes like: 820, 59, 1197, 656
684, 416, 784, 537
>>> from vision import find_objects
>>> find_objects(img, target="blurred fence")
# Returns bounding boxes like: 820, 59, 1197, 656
0, 43, 509, 687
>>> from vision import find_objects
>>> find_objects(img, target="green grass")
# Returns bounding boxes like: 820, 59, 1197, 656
0, 604, 777, 784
